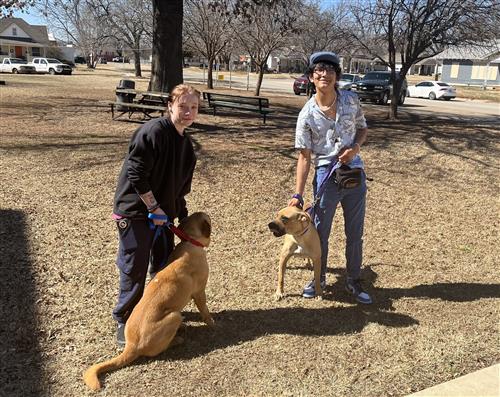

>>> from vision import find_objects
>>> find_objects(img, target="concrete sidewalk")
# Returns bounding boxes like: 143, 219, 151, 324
407, 364, 499, 397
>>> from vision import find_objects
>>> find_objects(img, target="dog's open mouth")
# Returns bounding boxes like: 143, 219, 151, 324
268, 222, 285, 237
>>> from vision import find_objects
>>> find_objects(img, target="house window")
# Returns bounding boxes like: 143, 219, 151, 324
450, 63, 459, 78
12, 27, 17, 36
487, 65, 498, 80
471, 65, 486, 79
31, 47, 41, 57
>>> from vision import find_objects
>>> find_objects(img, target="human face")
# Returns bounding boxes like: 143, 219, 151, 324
310, 63, 338, 91
169, 93, 199, 134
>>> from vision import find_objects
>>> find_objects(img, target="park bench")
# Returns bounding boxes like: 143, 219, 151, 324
203, 92, 272, 123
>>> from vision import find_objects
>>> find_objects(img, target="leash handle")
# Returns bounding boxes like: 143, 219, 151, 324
147, 213, 172, 228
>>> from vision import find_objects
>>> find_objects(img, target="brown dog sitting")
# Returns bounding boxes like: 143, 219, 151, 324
83, 212, 215, 391
268, 206, 322, 300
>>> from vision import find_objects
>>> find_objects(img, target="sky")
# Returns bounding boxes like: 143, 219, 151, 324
11, 0, 339, 29
12, 9, 45, 26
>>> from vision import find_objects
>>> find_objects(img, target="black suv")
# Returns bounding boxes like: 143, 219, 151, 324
351, 71, 407, 105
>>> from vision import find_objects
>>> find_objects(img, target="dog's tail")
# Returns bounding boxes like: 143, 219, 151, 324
83, 347, 140, 390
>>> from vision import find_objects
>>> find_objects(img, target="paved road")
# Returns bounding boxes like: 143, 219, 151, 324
184, 68, 499, 118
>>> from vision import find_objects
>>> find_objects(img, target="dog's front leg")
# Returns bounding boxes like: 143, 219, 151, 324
193, 290, 215, 327
276, 248, 293, 301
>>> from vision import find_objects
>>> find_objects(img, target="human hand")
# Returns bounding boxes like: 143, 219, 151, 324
150, 207, 168, 225
288, 198, 302, 207
288, 193, 304, 208
338, 144, 360, 164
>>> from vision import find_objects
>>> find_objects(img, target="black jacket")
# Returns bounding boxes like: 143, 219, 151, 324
113, 118, 196, 219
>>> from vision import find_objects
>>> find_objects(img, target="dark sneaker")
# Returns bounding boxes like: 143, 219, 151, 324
346, 278, 372, 304
116, 323, 126, 347
302, 278, 326, 298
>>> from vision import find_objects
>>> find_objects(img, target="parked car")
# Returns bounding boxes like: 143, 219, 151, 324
0, 57, 36, 74
407, 80, 456, 100
338, 73, 362, 90
351, 71, 407, 105
293, 74, 310, 95
112, 56, 129, 63
29, 57, 72, 75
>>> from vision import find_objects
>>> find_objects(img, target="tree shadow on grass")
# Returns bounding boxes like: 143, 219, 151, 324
0, 210, 42, 396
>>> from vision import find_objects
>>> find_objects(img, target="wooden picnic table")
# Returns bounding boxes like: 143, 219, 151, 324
115, 89, 170, 106
110, 88, 170, 121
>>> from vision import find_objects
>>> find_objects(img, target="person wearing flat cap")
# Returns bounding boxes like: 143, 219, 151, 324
288, 51, 372, 304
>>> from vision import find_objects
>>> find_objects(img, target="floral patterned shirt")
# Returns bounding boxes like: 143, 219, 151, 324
295, 89, 367, 168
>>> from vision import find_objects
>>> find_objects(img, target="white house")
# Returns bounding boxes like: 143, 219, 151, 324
0, 17, 76, 62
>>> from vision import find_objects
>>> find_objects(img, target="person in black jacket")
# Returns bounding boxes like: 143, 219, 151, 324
111, 84, 200, 346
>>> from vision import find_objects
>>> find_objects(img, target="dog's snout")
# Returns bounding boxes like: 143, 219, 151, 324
268, 221, 285, 237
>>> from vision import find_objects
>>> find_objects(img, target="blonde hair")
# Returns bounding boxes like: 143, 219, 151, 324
169, 84, 201, 104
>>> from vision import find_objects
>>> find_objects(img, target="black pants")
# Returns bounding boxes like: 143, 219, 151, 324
112, 218, 174, 324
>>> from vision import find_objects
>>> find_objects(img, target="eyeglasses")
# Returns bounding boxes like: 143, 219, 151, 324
313, 65, 337, 75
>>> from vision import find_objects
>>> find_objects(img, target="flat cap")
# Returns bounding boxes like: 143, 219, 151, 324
309, 51, 340, 67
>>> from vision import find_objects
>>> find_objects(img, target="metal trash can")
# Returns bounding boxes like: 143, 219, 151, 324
115, 79, 136, 111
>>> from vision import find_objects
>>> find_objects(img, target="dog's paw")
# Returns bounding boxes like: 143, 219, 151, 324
169, 336, 184, 347
315, 295, 323, 301
205, 316, 216, 328
275, 290, 284, 301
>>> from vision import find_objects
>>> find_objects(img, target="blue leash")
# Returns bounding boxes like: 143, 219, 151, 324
147, 213, 172, 268
307, 157, 340, 219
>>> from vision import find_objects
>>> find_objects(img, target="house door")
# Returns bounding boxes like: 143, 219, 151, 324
15, 46, 23, 58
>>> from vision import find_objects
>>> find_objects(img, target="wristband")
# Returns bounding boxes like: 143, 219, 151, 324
292, 193, 304, 206
147, 203, 161, 212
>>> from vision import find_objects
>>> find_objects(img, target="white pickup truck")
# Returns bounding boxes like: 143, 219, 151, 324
29, 57, 73, 75
0, 57, 37, 74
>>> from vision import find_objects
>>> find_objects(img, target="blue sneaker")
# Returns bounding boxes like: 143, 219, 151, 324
346, 278, 372, 304
302, 278, 326, 298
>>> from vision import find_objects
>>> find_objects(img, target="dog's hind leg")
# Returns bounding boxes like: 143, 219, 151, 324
141, 311, 183, 357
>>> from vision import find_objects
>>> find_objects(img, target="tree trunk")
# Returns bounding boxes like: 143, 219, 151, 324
149, 0, 183, 93
207, 59, 214, 89
254, 64, 264, 96
389, 78, 402, 119
133, 49, 142, 77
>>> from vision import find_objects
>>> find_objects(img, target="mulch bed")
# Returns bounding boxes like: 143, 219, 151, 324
0, 66, 498, 397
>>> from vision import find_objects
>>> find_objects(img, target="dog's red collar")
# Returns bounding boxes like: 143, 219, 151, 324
148, 213, 205, 247
168, 224, 205, 247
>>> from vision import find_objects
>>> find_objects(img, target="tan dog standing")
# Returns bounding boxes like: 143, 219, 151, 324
83, 212, 215, 391
268, 206, 322, 300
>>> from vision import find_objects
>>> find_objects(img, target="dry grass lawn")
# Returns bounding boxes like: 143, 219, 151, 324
0, 65, 499, 397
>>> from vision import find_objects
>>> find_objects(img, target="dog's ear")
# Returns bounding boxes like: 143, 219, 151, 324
303, 202, 312, 212
201, 219, 211, 238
